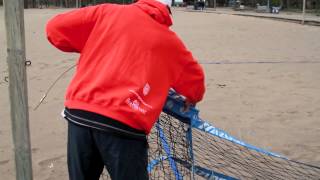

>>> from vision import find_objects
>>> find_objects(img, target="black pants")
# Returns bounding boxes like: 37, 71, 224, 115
67, 122, 149, 180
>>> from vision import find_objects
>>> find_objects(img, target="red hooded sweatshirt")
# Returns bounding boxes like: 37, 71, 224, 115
46, 0, 205, 134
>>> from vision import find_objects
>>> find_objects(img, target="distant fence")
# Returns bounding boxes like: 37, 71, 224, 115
1, 0, 319, 11
184, 0, 320, 10
17, 0, 134, 8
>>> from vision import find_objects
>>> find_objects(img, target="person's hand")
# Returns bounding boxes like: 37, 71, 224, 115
183, 101, 194, 112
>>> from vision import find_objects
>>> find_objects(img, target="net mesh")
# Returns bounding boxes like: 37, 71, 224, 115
148, 114, 192, 179
147, 113, 320, 179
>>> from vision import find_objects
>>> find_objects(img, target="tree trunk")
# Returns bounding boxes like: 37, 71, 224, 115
65, 0, 69, 7
207, 0, 213, 7
24, 0, 28, 8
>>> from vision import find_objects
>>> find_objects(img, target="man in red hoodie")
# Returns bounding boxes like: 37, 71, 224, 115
46, 0, 205, 179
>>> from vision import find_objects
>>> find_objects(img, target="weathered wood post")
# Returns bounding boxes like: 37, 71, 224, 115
3, 0, 33, 180
302, 0, 306, 24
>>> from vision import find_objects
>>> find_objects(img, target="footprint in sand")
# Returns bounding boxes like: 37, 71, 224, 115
0, 160, 10, 165
39, 63, 50, 70
37, 155, 68, 180
32, 147, 39, 153
307, 111, 313, 117
38, 155, 65, 168
217, 84, 227, 88
30, 76, 39, 80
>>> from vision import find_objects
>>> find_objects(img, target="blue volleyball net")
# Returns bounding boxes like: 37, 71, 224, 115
147, 91, 320, 179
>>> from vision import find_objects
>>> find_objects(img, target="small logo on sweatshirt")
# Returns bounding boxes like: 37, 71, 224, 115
143, 83, 150, 96
125, 84, 153, 114
126, 98, 146, 114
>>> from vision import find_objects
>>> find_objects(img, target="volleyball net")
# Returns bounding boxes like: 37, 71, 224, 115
147, 91, 320, 179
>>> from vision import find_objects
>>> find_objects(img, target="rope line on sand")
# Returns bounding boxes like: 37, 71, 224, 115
15, 59, 320, 110
33, 64, 76, 110
200, 60, 320, 64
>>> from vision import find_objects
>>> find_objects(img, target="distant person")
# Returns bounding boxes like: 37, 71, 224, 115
39, 0, 49, 9
194, 0, 205, 11
199, 0, 205, 10
46, 0, 205, 179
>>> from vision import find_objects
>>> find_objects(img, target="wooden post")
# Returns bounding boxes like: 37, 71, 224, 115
302, 0, 306, 24
3, 0, 33, 180
24, 0, 28, 8
35, 0, 40, 8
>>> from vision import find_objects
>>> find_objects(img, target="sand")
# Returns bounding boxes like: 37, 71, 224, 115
1, 7, 320, 180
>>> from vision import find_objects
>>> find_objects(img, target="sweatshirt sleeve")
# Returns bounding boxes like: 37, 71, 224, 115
46, 6, 100, 53
172, 49, 206, 104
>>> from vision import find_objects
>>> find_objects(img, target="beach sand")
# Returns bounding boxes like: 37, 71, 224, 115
0, 7, 320, 179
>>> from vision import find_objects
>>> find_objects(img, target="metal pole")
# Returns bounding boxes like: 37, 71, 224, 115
3, 0, 33, 180
302, 0, 306, 24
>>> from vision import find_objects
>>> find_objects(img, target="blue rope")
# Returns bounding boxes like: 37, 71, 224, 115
191, 117, 286, 159
156, 123, 183, 180
147, 156, 168, 173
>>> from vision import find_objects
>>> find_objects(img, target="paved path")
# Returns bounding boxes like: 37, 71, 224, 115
178, 7, 320, 26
